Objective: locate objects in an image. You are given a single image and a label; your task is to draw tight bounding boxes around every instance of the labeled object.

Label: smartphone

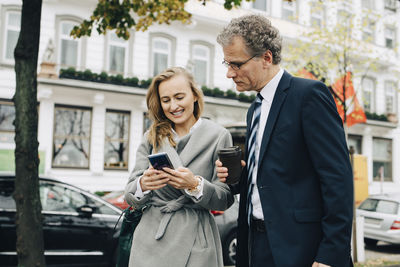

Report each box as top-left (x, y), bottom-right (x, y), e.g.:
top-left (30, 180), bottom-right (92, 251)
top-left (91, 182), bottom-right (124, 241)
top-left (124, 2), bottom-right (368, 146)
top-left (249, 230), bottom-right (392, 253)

top-left (148, 152), bottom-right (174, 170)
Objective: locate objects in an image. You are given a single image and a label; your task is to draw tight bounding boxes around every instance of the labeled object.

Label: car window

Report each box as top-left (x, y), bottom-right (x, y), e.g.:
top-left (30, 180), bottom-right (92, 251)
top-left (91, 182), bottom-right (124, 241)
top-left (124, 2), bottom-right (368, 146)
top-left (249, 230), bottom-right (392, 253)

top-left (0, 180), bottom-right (16, 210)
top-left (359, 198), bottom-right (399, 215)
top-left (39, 181), bottom-right (119, 215)
top-left (40, 182), bottom-right (88, 212)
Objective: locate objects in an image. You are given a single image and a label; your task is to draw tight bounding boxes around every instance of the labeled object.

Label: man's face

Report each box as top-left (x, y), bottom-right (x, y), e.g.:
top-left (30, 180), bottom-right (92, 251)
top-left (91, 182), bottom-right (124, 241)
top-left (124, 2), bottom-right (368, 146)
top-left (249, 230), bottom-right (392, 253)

top-left (222, 37), bottom-right (267, 92)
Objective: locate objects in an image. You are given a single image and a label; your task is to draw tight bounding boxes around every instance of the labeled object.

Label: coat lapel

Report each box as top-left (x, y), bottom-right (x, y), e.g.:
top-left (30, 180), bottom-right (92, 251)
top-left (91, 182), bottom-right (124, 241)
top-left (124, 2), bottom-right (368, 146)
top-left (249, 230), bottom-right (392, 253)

top-left (258, 71), bottom-right (291, 167)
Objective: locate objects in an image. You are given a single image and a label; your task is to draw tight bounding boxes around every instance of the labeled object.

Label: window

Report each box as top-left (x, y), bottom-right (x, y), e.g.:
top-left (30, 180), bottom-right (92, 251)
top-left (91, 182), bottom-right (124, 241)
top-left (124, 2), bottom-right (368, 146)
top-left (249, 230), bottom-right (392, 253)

top-left (384, 0), bottom-right (397, 12)
top-left (337, 10), bottom-right (352, 26)
top-left (372, 138), bottom-right (392, 182)
top-left (104, 110), bottom-right (130, 169)
top-left (39, 181), bottom-right (119, 215)
top-left (359, 198), bottom-right (398, 215)
top-left (152, 37), bottom-right (171, 76)
top-left (108, 32), bottom-right (127, 73)
top-left (59, 21), bottom-right (80, 67)
top-left (52, 105), bottom-right (92, 168)
top-left (385, 81), bottom-right (397, 114)
top-left (362, 77), bottom-right (375, 113)
top-left (385, 27), bottom-right (396, 49)
top-left (347, 135), bottom-right (362, 154)
top-left (192, 45), bottom-right (210, 86)
top-left (361, 0), bottom-right (374, 9)
top-left (311, 2), bottom-right (325, 28)
top-left (0, 101), bottom-right (15, 144)
top-left (2, 10), bottom-right (21, 63)
top-left (143, 112), bottom-right (152, 134)
top-left (282, 0), bottom-right (297, 21)
top-left (253, 0), bottom-right (267, 11)
top-left (362, 18), bottom-right (375, 43)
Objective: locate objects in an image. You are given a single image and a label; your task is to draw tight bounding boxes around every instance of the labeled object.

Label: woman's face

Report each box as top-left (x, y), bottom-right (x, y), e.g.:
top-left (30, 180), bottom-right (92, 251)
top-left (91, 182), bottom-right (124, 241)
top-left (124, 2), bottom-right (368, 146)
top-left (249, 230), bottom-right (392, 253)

top-left (158, 74), bottom-right (198, 132)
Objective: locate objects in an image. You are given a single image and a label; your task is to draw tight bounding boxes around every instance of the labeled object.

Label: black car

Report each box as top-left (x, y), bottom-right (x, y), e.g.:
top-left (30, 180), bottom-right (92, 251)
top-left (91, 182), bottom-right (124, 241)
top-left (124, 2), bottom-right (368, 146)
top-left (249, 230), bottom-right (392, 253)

top-left (213, 195), bottom-right (239, 266)
top-left (0, 175), bottom-right (122, 267)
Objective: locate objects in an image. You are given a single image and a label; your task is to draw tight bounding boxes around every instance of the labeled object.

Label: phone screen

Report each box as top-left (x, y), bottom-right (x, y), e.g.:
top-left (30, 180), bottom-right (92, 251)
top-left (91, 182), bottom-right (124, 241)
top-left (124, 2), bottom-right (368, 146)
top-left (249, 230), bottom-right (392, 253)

top-left (148, 152), bottom-right (174, 170)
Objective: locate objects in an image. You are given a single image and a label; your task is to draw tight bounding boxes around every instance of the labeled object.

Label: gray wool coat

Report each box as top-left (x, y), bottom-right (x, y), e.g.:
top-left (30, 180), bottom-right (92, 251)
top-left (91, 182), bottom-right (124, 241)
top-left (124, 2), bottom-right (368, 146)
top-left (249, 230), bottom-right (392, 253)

top-left (124, 119), bottom-right (234, 267)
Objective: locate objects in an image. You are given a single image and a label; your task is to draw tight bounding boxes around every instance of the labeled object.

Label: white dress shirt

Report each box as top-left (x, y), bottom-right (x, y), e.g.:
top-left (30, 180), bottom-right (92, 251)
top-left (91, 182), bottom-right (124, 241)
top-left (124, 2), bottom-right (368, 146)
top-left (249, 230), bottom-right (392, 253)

top-left (251, 68), bottom-right (284, 220)
top-left (135, 118), bottom-right (204, 199)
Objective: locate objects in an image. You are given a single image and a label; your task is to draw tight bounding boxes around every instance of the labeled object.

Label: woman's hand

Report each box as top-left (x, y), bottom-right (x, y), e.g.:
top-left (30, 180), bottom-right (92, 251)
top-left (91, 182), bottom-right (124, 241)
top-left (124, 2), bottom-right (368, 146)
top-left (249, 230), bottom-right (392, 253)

top-left (163, 167), bottom-right (198, 190)
top-left (140, 166), bottom-right (170, 191)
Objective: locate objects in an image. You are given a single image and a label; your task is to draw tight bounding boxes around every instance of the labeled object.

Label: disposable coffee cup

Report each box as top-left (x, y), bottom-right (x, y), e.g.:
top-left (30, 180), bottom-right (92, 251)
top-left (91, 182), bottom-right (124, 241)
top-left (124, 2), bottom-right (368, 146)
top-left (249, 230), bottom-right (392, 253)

top-left (218, 146), bottom-right (242, 185)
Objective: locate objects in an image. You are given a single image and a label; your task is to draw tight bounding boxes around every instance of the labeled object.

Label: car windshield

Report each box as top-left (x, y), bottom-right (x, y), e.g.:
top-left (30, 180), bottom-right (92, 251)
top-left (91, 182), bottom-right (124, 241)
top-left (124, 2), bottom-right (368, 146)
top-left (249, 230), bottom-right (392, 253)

top-left (359, 198), bottom-right (399, 215)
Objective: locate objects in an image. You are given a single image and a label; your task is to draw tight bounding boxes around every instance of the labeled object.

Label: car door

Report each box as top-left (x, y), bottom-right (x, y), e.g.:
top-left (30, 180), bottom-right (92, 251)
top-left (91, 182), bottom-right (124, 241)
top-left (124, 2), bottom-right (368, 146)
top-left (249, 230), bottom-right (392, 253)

top-left (40, 181), bottom-right (111, 266)
top-left (0, 179), bottom-right (18, 266)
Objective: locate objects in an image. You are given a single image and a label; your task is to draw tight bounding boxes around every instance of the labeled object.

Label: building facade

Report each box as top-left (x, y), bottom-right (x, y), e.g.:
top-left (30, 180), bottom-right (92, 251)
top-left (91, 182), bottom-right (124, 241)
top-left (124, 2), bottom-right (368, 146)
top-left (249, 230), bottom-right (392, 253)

top-left (0, 0), bottom-right (399, 194)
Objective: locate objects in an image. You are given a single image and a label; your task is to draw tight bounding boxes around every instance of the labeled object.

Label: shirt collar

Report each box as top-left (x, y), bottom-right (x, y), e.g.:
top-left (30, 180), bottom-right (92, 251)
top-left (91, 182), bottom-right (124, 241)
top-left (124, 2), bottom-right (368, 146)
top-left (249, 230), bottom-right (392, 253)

top-left (171, 118), bottom-right (203, 140)
top-left (259, 68), bottom-right (284, 104)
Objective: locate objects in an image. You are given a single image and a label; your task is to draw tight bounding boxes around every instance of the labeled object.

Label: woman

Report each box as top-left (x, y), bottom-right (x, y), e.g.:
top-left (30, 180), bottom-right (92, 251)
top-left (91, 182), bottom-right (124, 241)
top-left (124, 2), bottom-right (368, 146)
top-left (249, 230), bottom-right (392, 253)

top-left (124, 67), bottom-right (234, 267)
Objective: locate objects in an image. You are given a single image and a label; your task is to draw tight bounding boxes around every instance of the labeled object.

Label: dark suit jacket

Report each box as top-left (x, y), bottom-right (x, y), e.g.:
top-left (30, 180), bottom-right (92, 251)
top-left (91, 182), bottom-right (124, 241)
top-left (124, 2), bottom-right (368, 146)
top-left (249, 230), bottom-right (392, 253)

top-left (234, 71), bottom-right (354, 267)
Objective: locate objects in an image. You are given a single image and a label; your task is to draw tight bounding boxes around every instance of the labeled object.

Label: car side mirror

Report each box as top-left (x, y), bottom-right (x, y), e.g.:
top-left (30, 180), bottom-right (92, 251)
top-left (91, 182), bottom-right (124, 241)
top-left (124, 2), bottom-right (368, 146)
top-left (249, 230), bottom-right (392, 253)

top-left (77, 204), bottom-right (96, 217)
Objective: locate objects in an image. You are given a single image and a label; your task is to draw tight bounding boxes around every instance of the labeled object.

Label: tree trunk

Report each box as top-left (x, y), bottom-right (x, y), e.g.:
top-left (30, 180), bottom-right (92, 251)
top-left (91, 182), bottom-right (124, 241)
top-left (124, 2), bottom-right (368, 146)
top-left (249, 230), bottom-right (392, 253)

top-left (12, 0), bottom-right (45, 266)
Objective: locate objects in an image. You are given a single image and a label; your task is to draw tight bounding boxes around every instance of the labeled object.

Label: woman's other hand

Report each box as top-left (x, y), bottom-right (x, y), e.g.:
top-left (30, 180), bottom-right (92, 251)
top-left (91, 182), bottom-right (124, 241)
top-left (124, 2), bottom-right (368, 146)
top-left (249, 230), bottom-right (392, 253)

top-left (140, 166), bottom-right (170, 191)
top-left (163, 167), bottom-right (198, 190)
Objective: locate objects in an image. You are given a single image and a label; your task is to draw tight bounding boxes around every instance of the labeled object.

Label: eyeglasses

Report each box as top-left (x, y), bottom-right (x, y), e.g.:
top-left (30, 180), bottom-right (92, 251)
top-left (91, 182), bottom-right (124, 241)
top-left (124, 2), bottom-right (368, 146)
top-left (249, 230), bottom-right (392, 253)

top-left (222, 55), bottom-right (256, 70)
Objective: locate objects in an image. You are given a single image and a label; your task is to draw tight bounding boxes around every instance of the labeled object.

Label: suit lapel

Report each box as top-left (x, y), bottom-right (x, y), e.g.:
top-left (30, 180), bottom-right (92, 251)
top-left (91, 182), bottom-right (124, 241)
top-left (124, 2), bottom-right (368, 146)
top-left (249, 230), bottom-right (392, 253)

top-left (258, 71), bottom-right (291, 167)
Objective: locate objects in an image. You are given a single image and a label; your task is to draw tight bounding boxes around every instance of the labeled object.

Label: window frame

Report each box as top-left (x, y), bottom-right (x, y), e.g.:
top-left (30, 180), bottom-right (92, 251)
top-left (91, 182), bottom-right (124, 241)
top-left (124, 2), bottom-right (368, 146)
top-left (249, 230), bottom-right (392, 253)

top-left (252, 0), bottom-right (268, 12)
top-left (372, 138), bottom-right (393, 182)
top-left (0, 5), bottom-right (21, 65)
top-left (362, 77), bottom-right (375, 113)
top-left (149, 33), bottom-right (176, 77)
top-left (310, 1), bottom-right (325, 28)
top-left (362, 17), bottom-right (375, 43)
top-left (55, 15), bottom-right (87, 70)
top-left (104, 109), bottom-right (131, 170)
top-left (282, 0), bottom-right (297, 21)
top-left (361, 0), bottom-right (374, 10)
top-left (0, 99), bottom-right (15, 145)
top-left (104, 31), bottom-right (133, 75)
top-left (190, 41), bottom-right (214, 87)
top-left (384, 27), bottom-right (396, 49)
top-left (384, 81), bottom-right (397, 114)
top-left (52, 104), bottom-right (92, 169)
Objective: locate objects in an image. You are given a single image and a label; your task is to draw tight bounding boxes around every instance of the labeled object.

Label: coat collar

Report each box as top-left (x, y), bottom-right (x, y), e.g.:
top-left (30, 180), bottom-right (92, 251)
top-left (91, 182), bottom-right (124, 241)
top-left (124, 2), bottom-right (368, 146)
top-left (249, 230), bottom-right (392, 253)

top-left (257, 70), bottom-right (291, 166)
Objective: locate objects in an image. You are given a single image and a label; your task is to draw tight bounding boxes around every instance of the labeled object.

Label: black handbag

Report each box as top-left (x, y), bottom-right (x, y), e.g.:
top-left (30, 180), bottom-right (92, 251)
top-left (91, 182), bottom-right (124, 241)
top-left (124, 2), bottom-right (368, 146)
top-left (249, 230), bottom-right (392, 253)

top-left (115, 207), bottom-right (143, 267)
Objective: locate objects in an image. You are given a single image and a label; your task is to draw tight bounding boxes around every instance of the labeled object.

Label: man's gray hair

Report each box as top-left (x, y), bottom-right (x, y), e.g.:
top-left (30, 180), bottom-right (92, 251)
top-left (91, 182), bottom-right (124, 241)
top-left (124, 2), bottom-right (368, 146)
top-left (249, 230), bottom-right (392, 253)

top-left (217, 14), bottom-right (282, 64)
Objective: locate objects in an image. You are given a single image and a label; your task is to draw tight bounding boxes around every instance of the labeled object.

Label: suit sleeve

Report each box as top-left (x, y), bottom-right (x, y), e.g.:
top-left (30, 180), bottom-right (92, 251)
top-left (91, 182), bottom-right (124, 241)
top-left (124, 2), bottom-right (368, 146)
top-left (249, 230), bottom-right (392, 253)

top-left (301, 82), bottom-right (354, 266)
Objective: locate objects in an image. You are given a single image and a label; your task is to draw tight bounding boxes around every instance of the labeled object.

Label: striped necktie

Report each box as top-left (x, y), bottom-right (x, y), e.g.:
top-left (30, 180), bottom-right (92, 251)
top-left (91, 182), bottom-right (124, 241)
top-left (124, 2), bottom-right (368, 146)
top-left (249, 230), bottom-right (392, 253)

top-left (246, 93), bottom-right (263, 225)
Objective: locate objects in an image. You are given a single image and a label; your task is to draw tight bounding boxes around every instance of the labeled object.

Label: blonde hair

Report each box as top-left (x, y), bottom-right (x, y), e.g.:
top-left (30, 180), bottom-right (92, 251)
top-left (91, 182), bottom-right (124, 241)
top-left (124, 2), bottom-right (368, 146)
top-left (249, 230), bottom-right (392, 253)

top-left (146, 67), bottom-right (204, 150)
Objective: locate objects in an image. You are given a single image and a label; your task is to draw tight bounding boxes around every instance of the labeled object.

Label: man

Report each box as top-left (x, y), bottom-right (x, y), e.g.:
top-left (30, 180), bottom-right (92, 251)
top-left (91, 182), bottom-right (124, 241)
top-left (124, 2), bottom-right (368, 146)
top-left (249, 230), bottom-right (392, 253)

top-left (216, 14), bottom-right (353, 267)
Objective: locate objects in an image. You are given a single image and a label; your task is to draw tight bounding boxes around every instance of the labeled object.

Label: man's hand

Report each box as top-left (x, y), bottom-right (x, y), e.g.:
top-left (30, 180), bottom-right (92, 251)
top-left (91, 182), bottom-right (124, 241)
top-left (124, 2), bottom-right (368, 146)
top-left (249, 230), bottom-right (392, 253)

top-left (312, 262), bottom-right (330, 267)
top-left (216, 159), bottom-right (245, 183)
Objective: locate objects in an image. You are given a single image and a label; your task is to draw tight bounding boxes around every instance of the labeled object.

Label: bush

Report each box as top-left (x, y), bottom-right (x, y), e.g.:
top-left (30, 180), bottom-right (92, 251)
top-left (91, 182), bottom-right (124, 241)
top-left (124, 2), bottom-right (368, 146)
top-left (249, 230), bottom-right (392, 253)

top-left (226, 89), bottom-right (237, 99)
top-left (140, 78), bottom-right (152, 88)
top-left (201, 86), bottom-right (212, 96)
top-left (365, 111), bottom-right (388, 122)
top-left (99, 71), bottom-right (108, 82)
top-left (238, 93), bottom-right (252, 102)
top-left (82, 69), bottom-right (94, 81)
top-left (212, 87), bottom-right (224, 98)
top-left (125, 77), bottom-right (139, 87)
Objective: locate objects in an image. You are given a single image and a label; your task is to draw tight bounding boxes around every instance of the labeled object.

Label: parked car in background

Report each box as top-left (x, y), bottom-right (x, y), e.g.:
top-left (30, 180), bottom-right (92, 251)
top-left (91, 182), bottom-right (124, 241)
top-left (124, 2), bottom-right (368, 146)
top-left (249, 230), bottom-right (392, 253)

top-left (0, 175), bottom-right (122, 267)
top-left (357, 193), bottom-right (400, 247)
top-left (103, 190), bottom-right (129, 210)
top-left (213, 195), bottom-right (239, 266)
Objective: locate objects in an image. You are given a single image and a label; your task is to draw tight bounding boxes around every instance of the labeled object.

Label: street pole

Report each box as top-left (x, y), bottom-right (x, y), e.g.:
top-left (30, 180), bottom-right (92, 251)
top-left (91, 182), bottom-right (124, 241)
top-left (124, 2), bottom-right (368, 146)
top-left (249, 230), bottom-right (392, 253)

top-left (349, 146), bottom-right (357, 263)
